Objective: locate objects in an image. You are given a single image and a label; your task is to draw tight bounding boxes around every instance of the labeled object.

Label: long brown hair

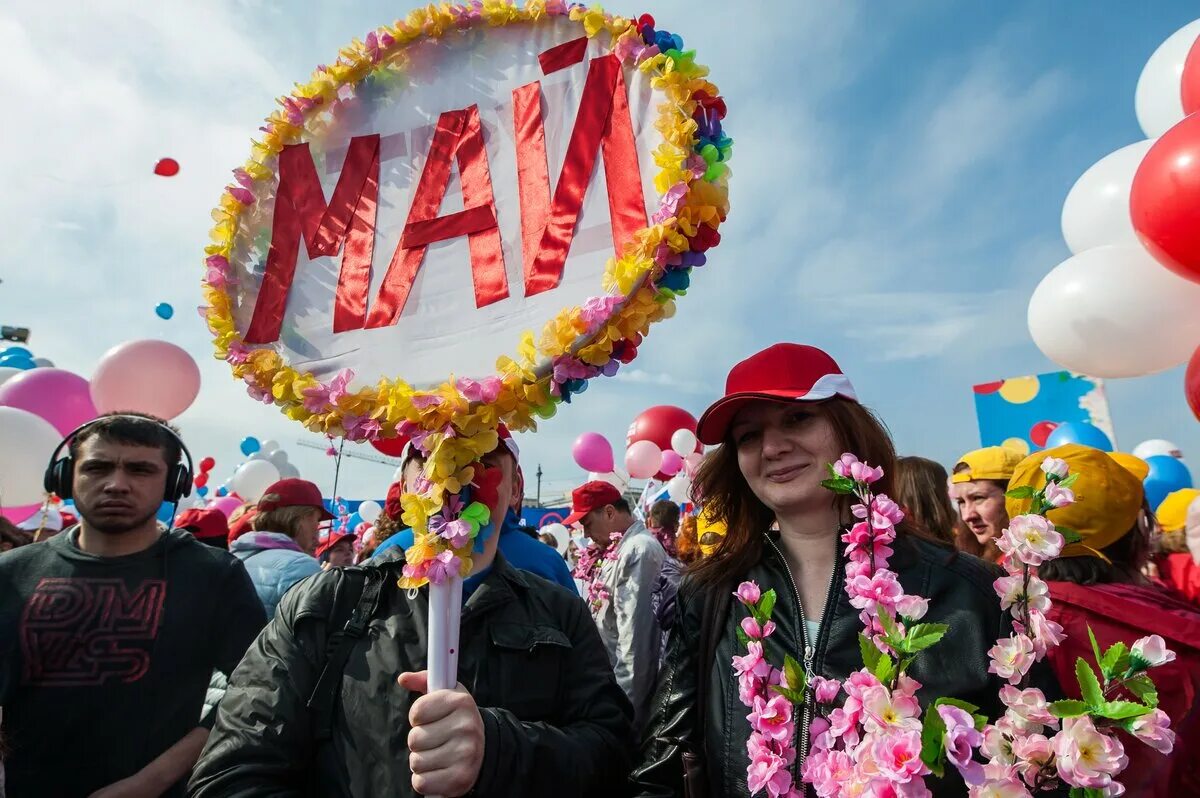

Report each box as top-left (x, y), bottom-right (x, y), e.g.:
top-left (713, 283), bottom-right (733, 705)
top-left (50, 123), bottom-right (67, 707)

top-left (689, 397), bottom-right (932, 588)
top-left (893, 456), bottom-right (957, 545)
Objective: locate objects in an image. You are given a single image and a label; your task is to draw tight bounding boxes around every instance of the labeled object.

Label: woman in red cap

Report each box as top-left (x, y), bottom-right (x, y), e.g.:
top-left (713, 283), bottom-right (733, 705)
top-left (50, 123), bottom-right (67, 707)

top-left (631, 344), bottom-right (1033, 797)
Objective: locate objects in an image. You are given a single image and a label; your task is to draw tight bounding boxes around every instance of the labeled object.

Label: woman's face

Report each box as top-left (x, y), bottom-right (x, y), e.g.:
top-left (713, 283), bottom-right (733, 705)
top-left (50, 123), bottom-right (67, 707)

top-left (294, 509), bottom-right (322, 555)
top-left (730, 401), bottom-right (843, 517)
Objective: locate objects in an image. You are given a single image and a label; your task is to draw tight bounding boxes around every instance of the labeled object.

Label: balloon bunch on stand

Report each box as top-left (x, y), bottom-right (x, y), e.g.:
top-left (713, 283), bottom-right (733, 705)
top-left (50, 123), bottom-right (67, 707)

top-left (1035, 19), bottom-right (1200, 417)
top-left (625, 406), bottom-right (702, 511)
top-left (0, 339), bottom-right (200, 525)
top-left (194, 456), bottom-right (216, 500)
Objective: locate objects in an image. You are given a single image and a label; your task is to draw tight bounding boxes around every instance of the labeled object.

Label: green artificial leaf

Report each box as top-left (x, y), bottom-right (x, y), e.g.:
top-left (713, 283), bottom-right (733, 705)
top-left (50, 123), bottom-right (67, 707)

top-left (874, 653), bottom-right (895, 684)
top-left (1094, 700), bottom-right (1152, 721)
top-left (1076, 658), bottom-right (1104, 708)
top-left (877, 608), bottom-right (901, 645)
top-left (859, 634), bottom-right (883, 672)
top-left (819, 477), bottom-right (856, 495)
top-left (1124, 674), bottom-right (1159, 708)
top-left (784, 654), bottom-right (806, 695)
top-left (1059, 472), bottom-right (1081, 489)
top-left (1057, 526), bottom-right (1084, 545)
top-left (903, 623), bottom-right (949, 654)
top-left (1068, 788), bottom-right (1107, 798)
top-left (973, 713), bottom-right (988, 732)
top-left (1088, 626), bottom-right (1103, 672)
top-left (769, 684), bottom-right (805, 704)
top-left (919, 700), bottom-right (947, 778)
top-left (934, 697), bottom-right (981, 715)
top-left (1006, 485), bottom-right (1038, 499)
top-left (825, 463), bottom-right (839, 480)
top-left (1048, 699), bottom-right (1090, 718)
top-left (1100, 642), bottom-right (1129, 682)
top-left (735, 626), bottom-right (750, 648)
top-left (757, 589), bottom-right (777, 624)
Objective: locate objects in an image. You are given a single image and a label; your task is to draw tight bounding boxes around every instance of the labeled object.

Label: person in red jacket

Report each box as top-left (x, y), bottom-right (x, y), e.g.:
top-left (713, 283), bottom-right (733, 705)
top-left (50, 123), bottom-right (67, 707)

top-left (1007, 444), bottom-right (1200, 797)
top-left (1154, 488), bottom-right (1200, 604)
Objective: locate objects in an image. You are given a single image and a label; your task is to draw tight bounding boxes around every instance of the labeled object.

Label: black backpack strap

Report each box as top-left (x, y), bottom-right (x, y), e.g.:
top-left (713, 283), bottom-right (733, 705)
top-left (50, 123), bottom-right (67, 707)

top-left (307, 566), bottom-right (388, 740)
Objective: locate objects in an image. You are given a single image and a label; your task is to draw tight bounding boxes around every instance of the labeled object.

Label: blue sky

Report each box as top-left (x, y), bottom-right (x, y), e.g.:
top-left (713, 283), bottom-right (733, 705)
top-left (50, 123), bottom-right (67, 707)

top-left (4, 1), bottom-right (1199, 503)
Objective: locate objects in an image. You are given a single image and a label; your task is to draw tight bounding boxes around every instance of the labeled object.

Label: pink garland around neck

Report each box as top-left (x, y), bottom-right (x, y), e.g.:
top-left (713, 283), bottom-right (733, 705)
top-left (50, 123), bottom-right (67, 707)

top-left (732, 452), bottom-right (1177, 798)
top-left (572, 530), bottom-right (624, 613)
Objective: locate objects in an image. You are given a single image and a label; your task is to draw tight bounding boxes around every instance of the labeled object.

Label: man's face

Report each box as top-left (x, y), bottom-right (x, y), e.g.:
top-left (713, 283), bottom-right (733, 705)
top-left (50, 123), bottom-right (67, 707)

top-left (954, 480), bottom-right (1009, 545)
top-left (326, 538), bottom-right (355, 567)
top-left (72, 437), bottom-right (169, 535)
top-left (579, 505), bottom-right (619, 544)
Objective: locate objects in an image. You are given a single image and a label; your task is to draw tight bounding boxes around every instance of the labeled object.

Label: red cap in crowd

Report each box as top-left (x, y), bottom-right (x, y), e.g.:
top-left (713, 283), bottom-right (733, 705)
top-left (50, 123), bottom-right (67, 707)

top-left (175, 508), bottom-right (229, 542)
top-left (564, 481), bottom-right (623, 526)
top-left (315, 531), bottom-right (355, 559)
top-left (227, 507), bottom-right (258, 544)
top-left (257, 478), bottom-right (335, 521)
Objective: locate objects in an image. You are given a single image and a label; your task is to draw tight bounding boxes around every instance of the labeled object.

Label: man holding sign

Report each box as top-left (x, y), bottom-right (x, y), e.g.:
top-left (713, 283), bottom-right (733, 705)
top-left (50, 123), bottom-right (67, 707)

top-left (188, 442), bottom-right (634, 797)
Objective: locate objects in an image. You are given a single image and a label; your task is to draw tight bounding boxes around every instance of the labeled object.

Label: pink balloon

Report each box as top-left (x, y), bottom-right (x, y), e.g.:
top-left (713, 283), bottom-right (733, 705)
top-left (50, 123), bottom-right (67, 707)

top-left (572, 432), bottom-right (614, 473)
top-left (90, 340), bottom-right (201, 419)
top-left (625, 440), bottom-right (663, 480)
top-left (660, 450), bottom-right (683, 477)
top-left (1, 503), bottom-right (40, 524)
top-left (684, 452), bottom-right (704, 476)
top-left (0, 368), bottom-right (97, 436)
top-left (210, 495), bottom-right (245, 518)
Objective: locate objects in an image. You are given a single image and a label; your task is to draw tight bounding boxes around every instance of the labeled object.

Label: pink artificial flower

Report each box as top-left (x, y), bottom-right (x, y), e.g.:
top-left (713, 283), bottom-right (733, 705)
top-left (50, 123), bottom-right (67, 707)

top-left (871, 729), bottom-right (929, 783)
top-left (342, 413), bottom-right (381, 441)
top-left (842, 521), bottom-right (896, 561)
top-left (844, 669), bottom-right (883, 699)
top-left (425, 549), bottom-right (462, 584)
top-left (1130, 635), bottom-right (1177, 669)
top-left (811, 675), bottom-right (841, 704)
top-left (967, 778), bottom-right (1031, 798)
top-left (651, 182), bottom-right (689, 224)
top-left (1127, 708), bottom-right (1175, 754)
top-left (736, 581), bottom-right (762, 605)
top-left (850, 460), bottom-right (885, 485)
top-left (1052, 716), bottom-right (1129, 791)
top-left (871, 495), bottom-right (907, 526)
top-left (988, 635), bottom-right (1036, 684)
top-left (998, 515), bottom-right (1064, 567)
top-left (828, 705), bottom-right (862, 748)
top-left (1025, 609), bottom-right (1066, 659)
top-left (847, 570), bottom-right (904, 613)
top-left (411, 393), bottom-right (444, 410)
top-left (225, 340), bottom-right (251, 365)
top-left (732, 641), bottom-right (773, 681)
top-left (1010, 732), bottom-right (1054, 787)
top-left (993, 574), bottom-right (1051, 613)
top-left (1040, 457), bottom-right (1069, 481)
top-left (861, 685), bottom-right (921, 733)
top-left (428, 515), bottom-right (473, 549)
top-left (579, 295), bottom-right (622, 332)
top-left (832, 453), bottom-right (861, 478)
top-left (301, 369), bottom-right (355, 414)
top-left (747, 747), bottom-right (793, 797)
top-left (741, 616), bottom-right (778, 640)
top-left (895, 594), bottom-right (929, 620)
top-left (999, 686), bottom-right (1056, 731)
top-left (738, 673), bottom-right (764, 706)
top-left (1043, 481), bottom-right (1075, 509)
top-left (937, 704), bottom-right (985, 785)
top-left (456, 376), bottom-right (501, 404)
top-left (749, 693), bottom-right (796, 743)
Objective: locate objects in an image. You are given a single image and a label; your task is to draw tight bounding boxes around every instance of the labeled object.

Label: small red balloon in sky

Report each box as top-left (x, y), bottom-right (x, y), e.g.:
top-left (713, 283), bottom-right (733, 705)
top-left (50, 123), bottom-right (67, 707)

top-left (1029, 421), bottom-right (1059, 448)
top-left (153, 158), bottom-right (180, 177)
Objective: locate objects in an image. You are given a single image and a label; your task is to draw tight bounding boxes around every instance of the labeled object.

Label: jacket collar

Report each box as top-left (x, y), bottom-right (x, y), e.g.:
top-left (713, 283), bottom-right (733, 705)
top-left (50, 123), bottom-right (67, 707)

top-left (462, 552), bottom-right (529, 619)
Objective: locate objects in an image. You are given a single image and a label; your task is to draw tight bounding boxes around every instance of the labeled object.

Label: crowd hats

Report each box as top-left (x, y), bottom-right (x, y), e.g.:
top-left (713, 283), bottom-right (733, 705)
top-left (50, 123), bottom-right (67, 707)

top-left (696, 343), bottom-right (858, 446)
top-left (175, 507), bottom-right (229, 543)
top-left (1006, 444), bottom-right (1144, 560)
top-left (1157, 488), bottom-right (1200, 533)
top-left (564, 481), bottom-right (623, 526)
top-left (315, 531), bottom-right (355, 560)
top-left (257, 478), bottom-right (335, 521)
top-left (1109, 452), bottom-right (1151, 482)
top-left (950, 447), bottom-right (1025, 485)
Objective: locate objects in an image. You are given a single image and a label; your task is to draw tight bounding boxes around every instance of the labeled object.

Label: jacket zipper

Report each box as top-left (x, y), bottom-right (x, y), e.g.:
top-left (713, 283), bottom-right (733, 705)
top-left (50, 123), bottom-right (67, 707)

top-left (765, 535), bottom-right (839, 786)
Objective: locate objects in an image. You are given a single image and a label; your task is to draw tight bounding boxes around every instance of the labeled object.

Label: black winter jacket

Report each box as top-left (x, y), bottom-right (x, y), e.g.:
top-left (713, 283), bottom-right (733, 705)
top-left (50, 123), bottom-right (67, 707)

top-left (631, 531), bottom-right (1045, 797)
top-left (188, 551), bottom-right (634, 797)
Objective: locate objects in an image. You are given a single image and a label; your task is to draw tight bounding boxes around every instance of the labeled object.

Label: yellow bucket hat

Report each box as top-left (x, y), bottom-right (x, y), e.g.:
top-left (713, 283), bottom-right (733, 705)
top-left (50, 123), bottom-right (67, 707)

top-left (950, 446), bottom-right (1025, 484)
top-left (1006, 444), bottom-right (1144, 560)
top-left (1157, 488), bottom-right (1200, 533)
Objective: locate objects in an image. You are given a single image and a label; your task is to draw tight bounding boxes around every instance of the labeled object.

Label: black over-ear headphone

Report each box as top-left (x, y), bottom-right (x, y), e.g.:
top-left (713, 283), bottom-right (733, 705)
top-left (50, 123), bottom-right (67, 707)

top-left (43, 415), bottom-right (194, 503)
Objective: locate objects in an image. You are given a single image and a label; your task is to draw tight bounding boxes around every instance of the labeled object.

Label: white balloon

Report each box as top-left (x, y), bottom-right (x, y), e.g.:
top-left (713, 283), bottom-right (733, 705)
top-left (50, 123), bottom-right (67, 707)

top-left (1028, 245), bottom-right (1200, 378)
top-left (1061, 140), bottom-right (1154, 254)
top-left (670, 428), bottom-right (698, 457)
top-left (0, 407), bottom-right (62, 505)
top-left (1135, 19), bottom-right (1200, 138)
top-left (268, 449), bottom-right (290, 468)
top-left (260, 439), bottom-right (280, 454)
top-left (1133, 439), bottom-right (1185, 461)
top-left (31, 357), bottom-right (54, 368)
top-left (231, 459), bottom-right (281, 503)
top-left (665, 475), bottom-right (692, 503)
top-left (540, 522), bottom-right (570, 553)
top-left (587, 471), bottom-right (628, 491)
top-left (357, 499), bottom-right (383, 523)
top-left (0, 367), bottom-right (22, 387)
top-left (279, 463), bottom-right (301, 479)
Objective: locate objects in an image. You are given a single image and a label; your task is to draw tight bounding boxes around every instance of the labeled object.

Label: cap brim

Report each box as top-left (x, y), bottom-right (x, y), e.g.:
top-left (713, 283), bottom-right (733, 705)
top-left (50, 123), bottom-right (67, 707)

top-left (319, 507), bottom-right (336, 521)
top-left (563, 509), bottom-right (587, 527)
top-left (696, 390), bottom-right (833, 446)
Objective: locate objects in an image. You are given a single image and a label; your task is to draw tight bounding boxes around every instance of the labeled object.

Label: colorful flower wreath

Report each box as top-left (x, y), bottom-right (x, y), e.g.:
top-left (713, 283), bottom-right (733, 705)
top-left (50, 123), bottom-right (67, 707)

top-left (200, 1), bottom-right (730, 584)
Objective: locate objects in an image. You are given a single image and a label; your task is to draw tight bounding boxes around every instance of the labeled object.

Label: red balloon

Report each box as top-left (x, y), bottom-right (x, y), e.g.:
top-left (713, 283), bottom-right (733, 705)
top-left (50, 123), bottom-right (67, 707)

top-left (627, 406), bottom-right (699, 481)
top-left (1130, 112), bottom-right (1200, 284)
top-left (194, 473), bottom-right (209, 488)
top-left (1183, 35), bottom-right (1200, 116)
top-left (199, 456), bottom-right (216, 472)
top-left (1186, 345), bottom-right (1200, 422)
top-left (973, 381), bottom-right (1003, 395)
top-left (1029, 421), bottom-right (1059, 448)
top-left (153, 157), bottom-right (180, 177)
top-left (371, 435), bottom-right (411, 458)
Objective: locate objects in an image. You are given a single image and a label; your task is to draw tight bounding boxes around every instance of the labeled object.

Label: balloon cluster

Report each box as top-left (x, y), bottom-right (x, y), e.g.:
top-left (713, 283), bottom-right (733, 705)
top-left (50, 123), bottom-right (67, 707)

top-left (0, 339), bottom-right (201, 517)
top-left (1034, 19), bottom-right (1200, 419)
top-left (194, 456), bottom-right (216, 498)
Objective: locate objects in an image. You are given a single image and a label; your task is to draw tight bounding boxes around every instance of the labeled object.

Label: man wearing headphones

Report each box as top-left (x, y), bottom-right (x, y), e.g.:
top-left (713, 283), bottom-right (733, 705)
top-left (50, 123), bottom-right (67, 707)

top-left (0, 413), bottom-right (266, 796)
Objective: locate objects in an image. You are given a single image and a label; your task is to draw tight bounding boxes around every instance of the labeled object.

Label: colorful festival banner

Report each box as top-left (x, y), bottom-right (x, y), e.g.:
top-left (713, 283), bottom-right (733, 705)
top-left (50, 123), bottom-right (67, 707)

top-left (973, 370), bottom-right (1115, 455)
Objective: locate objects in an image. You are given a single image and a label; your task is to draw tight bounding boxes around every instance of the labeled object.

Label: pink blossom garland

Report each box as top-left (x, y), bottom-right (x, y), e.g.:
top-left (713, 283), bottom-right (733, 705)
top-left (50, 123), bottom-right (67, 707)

top-left (572, 530), bottom-right (624, 613)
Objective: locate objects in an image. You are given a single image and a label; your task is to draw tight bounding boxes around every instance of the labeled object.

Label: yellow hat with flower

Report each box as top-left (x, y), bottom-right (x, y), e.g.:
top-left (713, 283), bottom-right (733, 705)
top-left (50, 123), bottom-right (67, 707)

top-left (1006, 444), bottom-right (1144, 560)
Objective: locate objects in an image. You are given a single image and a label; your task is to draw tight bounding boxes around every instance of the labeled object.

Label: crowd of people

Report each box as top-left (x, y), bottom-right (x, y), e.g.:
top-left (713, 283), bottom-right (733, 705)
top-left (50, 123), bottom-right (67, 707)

top-left (0, 342), bottom-right (1198, 796)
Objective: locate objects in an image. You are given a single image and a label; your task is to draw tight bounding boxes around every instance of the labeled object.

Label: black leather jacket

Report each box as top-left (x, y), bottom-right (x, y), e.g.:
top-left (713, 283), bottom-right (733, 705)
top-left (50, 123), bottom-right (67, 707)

top-left (631, 531), bottom-right (1037, 797)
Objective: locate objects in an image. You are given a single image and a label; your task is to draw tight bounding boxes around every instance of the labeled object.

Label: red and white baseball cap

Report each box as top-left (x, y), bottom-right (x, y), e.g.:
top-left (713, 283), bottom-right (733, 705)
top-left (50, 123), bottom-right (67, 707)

top-left (563, 481), bottom-right (623, 526)
top-left (696, 344), bottom-right (858, 445)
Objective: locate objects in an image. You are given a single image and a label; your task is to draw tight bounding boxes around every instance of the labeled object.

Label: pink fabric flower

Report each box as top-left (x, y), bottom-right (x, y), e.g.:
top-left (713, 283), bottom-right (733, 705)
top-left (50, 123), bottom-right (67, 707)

top-left (301, 369), bottom-right (355, 413)
top-left (456, 376), bottom-right (501, 404)
top-left (736, 581), bottom-right (762, 605)
top-left (749, 693), bottom-right (796, 742)
top-left (895, 594), bottom-right (929, 620)
top-left (871, 729), bottom-right (928, 783)
top-left (1052, 716), bottom-right (1129, 791)
top-left (847, 570), bottom-right (904, 613)
top-left (988, 635), bottom-right (1036, 684)
top-left (1043, 481), bottom-right (1075, 508)
top-left (1010, 732), bottom-right (1054, 787)
top-left (341, 413), bottom-right (381, 442)
top-left (998, 515), bottom-right (1064, 567)
top-left (1127, 708), bottom-right (1175, 754)
top-left (651, 182), bottom-right (689, 224)
top-left (1025, 609), bottom-right (1066, 659)
top-left (937, 704), bottom-right (985, 785)
top-left (747, 748), bottom-right (793, 797)
top-left (741, 616), bottom-right (777, 640)
top-left (832, 453), bottom-right (861, 478)
top-left (999, 686), bottom-right (1056, 731)
top-left (579, 295), bottom-right (622, 332)
top-left (1130, 634), bottom-right (1176, 669)
top-left (993, 574), bottom-right (1051, 613)
top-left (811, 675), bottom-right (841, 704)
top-left (861, 685), bottom-right (921, 733)
top-left (1040, 457), bottom-right (1069, 481)
top-left (732, 641), bottom-right (773, 680)
top-left (425, 549), bottom-right (462, 584)
top-left (967, 778), bottom-right (1031, 798)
